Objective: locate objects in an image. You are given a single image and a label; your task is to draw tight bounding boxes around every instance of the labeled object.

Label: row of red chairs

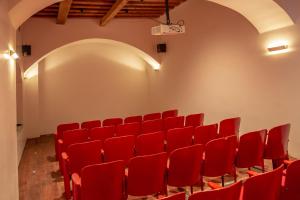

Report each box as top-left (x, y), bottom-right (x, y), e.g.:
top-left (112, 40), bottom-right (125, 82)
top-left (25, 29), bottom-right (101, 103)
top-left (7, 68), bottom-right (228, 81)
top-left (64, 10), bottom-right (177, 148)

top-left (60, 123), bottom-right (290, 199)
top-left (162, 160), bottom-right (300, 200)
top-left (55, 114), bottom-right (240, 160)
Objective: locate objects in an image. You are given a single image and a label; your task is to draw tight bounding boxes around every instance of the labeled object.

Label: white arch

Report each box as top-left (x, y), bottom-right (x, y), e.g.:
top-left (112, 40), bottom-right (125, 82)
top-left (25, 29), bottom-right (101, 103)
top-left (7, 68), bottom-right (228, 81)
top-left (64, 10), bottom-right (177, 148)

top-left (23, 38), bottom-right (161, 79)
top-left (207, 0), bottom-right (294, 33)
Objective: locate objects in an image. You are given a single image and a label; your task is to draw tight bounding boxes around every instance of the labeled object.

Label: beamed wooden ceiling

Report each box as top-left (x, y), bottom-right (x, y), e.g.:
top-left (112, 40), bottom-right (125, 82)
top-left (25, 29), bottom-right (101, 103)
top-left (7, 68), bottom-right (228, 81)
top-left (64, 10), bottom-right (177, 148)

top-left (34, 0), bottom-right (186, 26)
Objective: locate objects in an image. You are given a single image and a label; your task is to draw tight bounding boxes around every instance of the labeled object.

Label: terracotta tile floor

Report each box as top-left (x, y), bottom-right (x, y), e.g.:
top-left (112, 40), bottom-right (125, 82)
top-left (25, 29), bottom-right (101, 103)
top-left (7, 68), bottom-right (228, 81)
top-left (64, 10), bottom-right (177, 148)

top-left (18, 135), bottom-right (274, 200)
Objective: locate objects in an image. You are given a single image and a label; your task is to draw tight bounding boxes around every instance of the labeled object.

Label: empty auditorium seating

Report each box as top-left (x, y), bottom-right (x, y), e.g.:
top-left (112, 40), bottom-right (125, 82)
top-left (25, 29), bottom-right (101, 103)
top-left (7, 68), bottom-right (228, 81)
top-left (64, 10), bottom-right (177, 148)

top-left (62, 140), bottom-right (102, 199)
top-left (72, 160), bottom-right (125, 200)
top-left (103, 135), bottom-right (135, 165)
top-left (90, 126), bottom-right (115, 141)
top-left (135, 131), bottom-right (165, 156)
top-left (55, 122), bottom-right (80, 160)
top-left (166, 126), bottom-right (193, 153)
top-left (189, 181), bottom-right (242, 200)
top-left (162, 109), bottom-right (178, 119)
top-left (102, 117), bottom-right (123, 127)
top-left (141, 119), bottom-right (163, 134)
top-left (116, 122), bottom-right (141, 137)
top-left (194, 123), bottom-right (218, 145)
top-left (126, 152), bottom-right (168, 197)
top-left (219, 117), bottom-right (241, 138)
top-left (124, 115), bottom-right (143, 123)
top-left (264, 124), bottom-right (291, 168)
top-left (143, 112), bottom-right (162, 121)
top-left (236, 130), bottom-right (267, 171)
top-left (185, 113), bottom-right (204, 127)
top-left (163, 116), bottom-right (185, 131)
top-left (281, 160), bottom-right (300, 200)
top-left (167, 145), bottom-right (204, 194)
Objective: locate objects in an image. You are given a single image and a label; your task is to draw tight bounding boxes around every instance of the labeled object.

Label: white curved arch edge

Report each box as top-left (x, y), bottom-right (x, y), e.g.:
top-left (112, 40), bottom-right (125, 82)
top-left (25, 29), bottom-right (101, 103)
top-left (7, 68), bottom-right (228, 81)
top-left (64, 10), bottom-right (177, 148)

top-left (207, 0), bottom-right (294, 33)
top-left (23, 39), bottom-right (161, 79)
top-left (9, 0), bottom-right (62, 29)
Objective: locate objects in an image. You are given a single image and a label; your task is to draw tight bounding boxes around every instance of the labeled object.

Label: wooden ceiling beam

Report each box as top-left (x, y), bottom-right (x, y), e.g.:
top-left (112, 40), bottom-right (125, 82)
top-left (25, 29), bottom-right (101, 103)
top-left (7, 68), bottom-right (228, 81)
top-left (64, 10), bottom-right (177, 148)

top-left (100, 0), bottom-right (129, 26)
top-left (57, 0), bottom-right (73, 24)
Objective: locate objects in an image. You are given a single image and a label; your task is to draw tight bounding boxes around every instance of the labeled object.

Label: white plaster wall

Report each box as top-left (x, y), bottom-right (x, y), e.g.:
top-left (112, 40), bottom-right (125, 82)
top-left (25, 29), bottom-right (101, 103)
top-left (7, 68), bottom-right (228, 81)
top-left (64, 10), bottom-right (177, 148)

top-left (0, 0), bottom-right (19, 198)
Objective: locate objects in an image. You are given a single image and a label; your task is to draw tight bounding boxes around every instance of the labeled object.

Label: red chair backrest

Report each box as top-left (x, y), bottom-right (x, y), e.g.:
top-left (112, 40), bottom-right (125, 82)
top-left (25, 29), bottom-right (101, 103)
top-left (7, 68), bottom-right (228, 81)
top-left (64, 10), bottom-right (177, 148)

top-left (102, 118), bottom-right (123, 127)
top-left (80, 160), bottom-right (125, 200)
top-left (135, 131), bottom-right (165, 156)
top-left (62, 129), bottom-right (89, 152)
top-left (189, 181), bottom-right (242, 200)
top-left (160, 192), bottom-right (185, 200)
top-left (81, 120), bottom-right (101, 131)
top-left (143, 112), bottom-right (161, 121)
top-left (103, 135), bottom-right (135, 165)
top-left (124, 115), bottom-right (142, 123)
top-left (225, 135), bottom-right (238, 174)
top-left (219, 117), bottom-right (241, 138)
top-left (90, 126), bottom-right (115, 141)
top-left (164, 116), bottom-right (185, 131)
top-left (185, 113), bottom-right (204, 127)
top-left (116, 122), bottom-right (141, 137)
top-left (194, 123), bottom-right (218, 145)
top-left (162, 109), bottom-right (178, 119)
top-left (141, 119), bottom-right (163, 134)
top-left (57, 122), bottom-right (80, 139)
top-left (242, 165), bottom-right (284, 200)
top-left (127, 152), bottom-right (168, 196)
top-left (264, 124), bottom-right (290, 159)
top-left (203, 138), bottom-right (228, 177)
top-left (166, 126), bottom-right (193, 153)
top-left (168, 145), bottom-right (204, 187)
top-left (236, 130), bottom-right (267, 168)
top-left (283, 160), bottom-right (300, 199)
top-left (68, 140), bottom-right (102, 175)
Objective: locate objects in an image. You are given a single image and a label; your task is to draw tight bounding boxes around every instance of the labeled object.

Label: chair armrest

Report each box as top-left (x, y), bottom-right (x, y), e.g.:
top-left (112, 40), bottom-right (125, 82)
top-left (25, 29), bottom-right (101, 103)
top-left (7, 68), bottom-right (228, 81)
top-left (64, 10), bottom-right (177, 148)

top-left (58, 139), bottom-right (63, 145)
top-left (247, 170), bottom-right (260, 177)
top-left (61, 152), bottom-right (69, 160)
top-left (72, 173), bottom-right (81, 200)
top-left (208, 182), bottom-right (222, 190)
top-left (72, 173), bottom-right (81, 186)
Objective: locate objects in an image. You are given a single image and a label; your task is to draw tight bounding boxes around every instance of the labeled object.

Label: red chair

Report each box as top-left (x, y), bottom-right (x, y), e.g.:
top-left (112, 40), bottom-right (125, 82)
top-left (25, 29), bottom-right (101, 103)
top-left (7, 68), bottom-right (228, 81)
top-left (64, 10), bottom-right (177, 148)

top-left (188, 181), bottom-right (242, 200)
top-left (58, 129), bottom-right (89, 174)
top-left (135, 131), bottom-right (165, 156)
top-left (164, 116), bottom-right (185, 132)
top-left (124, 115), bottom-right (142, 123)
top-left (194, 123), bottom-right (218, 145)
top-left (166, 127), bottom-right (193, 154)
top-left (264, 124), bottom-right (291, 169)
top-left (202, 138), bottom-right (229, 188)
top-left (81, 120), bottom-right (101, 131)
top-left (102, 117), bottom-right (123, 127)
top-left (162, 109), bottom-right (178, 119)
top-left (116, 122), bottom-right (141, 137)
top-left (243, 165), bottom-right (284, 200)
top-left (72, 160), bottom-right (125, 200)
top-left (90, 126), bottom-right (115, 141)
top-left (103, 135), bottom-right (135, 165)
top-left (144, 112), bottom-right (162, 121)
top-left (126, 152), bottom-right (168, 197)
top-left (219, 117), bottom-right (241, 138)
top-left (185, 113), bottom-right (204, 127)
top-left (55, 122), bottom-right (79, 160)
top-left (236, 130), bottom-right (267, 171)
top-left (62, 140), bottom-right (102, 199)
top-left (281, 160), bottom-right (300, 200)
top-left (141, 119), bottom-right (163, 134)
top-left (159, 192), bottom-right (185, 200)
top-left (167, 145), bottom-right (204, 194)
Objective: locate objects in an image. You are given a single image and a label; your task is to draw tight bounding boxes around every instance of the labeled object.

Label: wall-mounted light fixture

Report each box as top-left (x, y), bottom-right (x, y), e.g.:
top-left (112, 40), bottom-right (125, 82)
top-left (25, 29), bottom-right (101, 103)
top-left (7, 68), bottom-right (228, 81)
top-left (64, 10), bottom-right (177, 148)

top-left (2, 50), bottom-right (19, 60)
top-left (267, 40), bottom-right (289, 55)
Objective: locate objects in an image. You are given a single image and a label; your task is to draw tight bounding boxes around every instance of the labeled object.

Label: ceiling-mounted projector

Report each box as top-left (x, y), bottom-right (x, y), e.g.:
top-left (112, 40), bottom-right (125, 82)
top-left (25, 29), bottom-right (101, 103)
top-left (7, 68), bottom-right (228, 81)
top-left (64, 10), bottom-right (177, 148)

top-left (151, 24), bottom-right (185, 35)
top-left (151, 0), bottom-right (185, 36)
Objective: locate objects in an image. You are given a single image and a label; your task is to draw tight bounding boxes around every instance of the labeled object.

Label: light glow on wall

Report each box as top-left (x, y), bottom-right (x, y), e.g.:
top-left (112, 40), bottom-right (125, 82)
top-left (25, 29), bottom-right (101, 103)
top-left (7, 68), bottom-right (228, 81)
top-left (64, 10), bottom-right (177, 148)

top-left (267, 40), bottom-right (290, 55)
